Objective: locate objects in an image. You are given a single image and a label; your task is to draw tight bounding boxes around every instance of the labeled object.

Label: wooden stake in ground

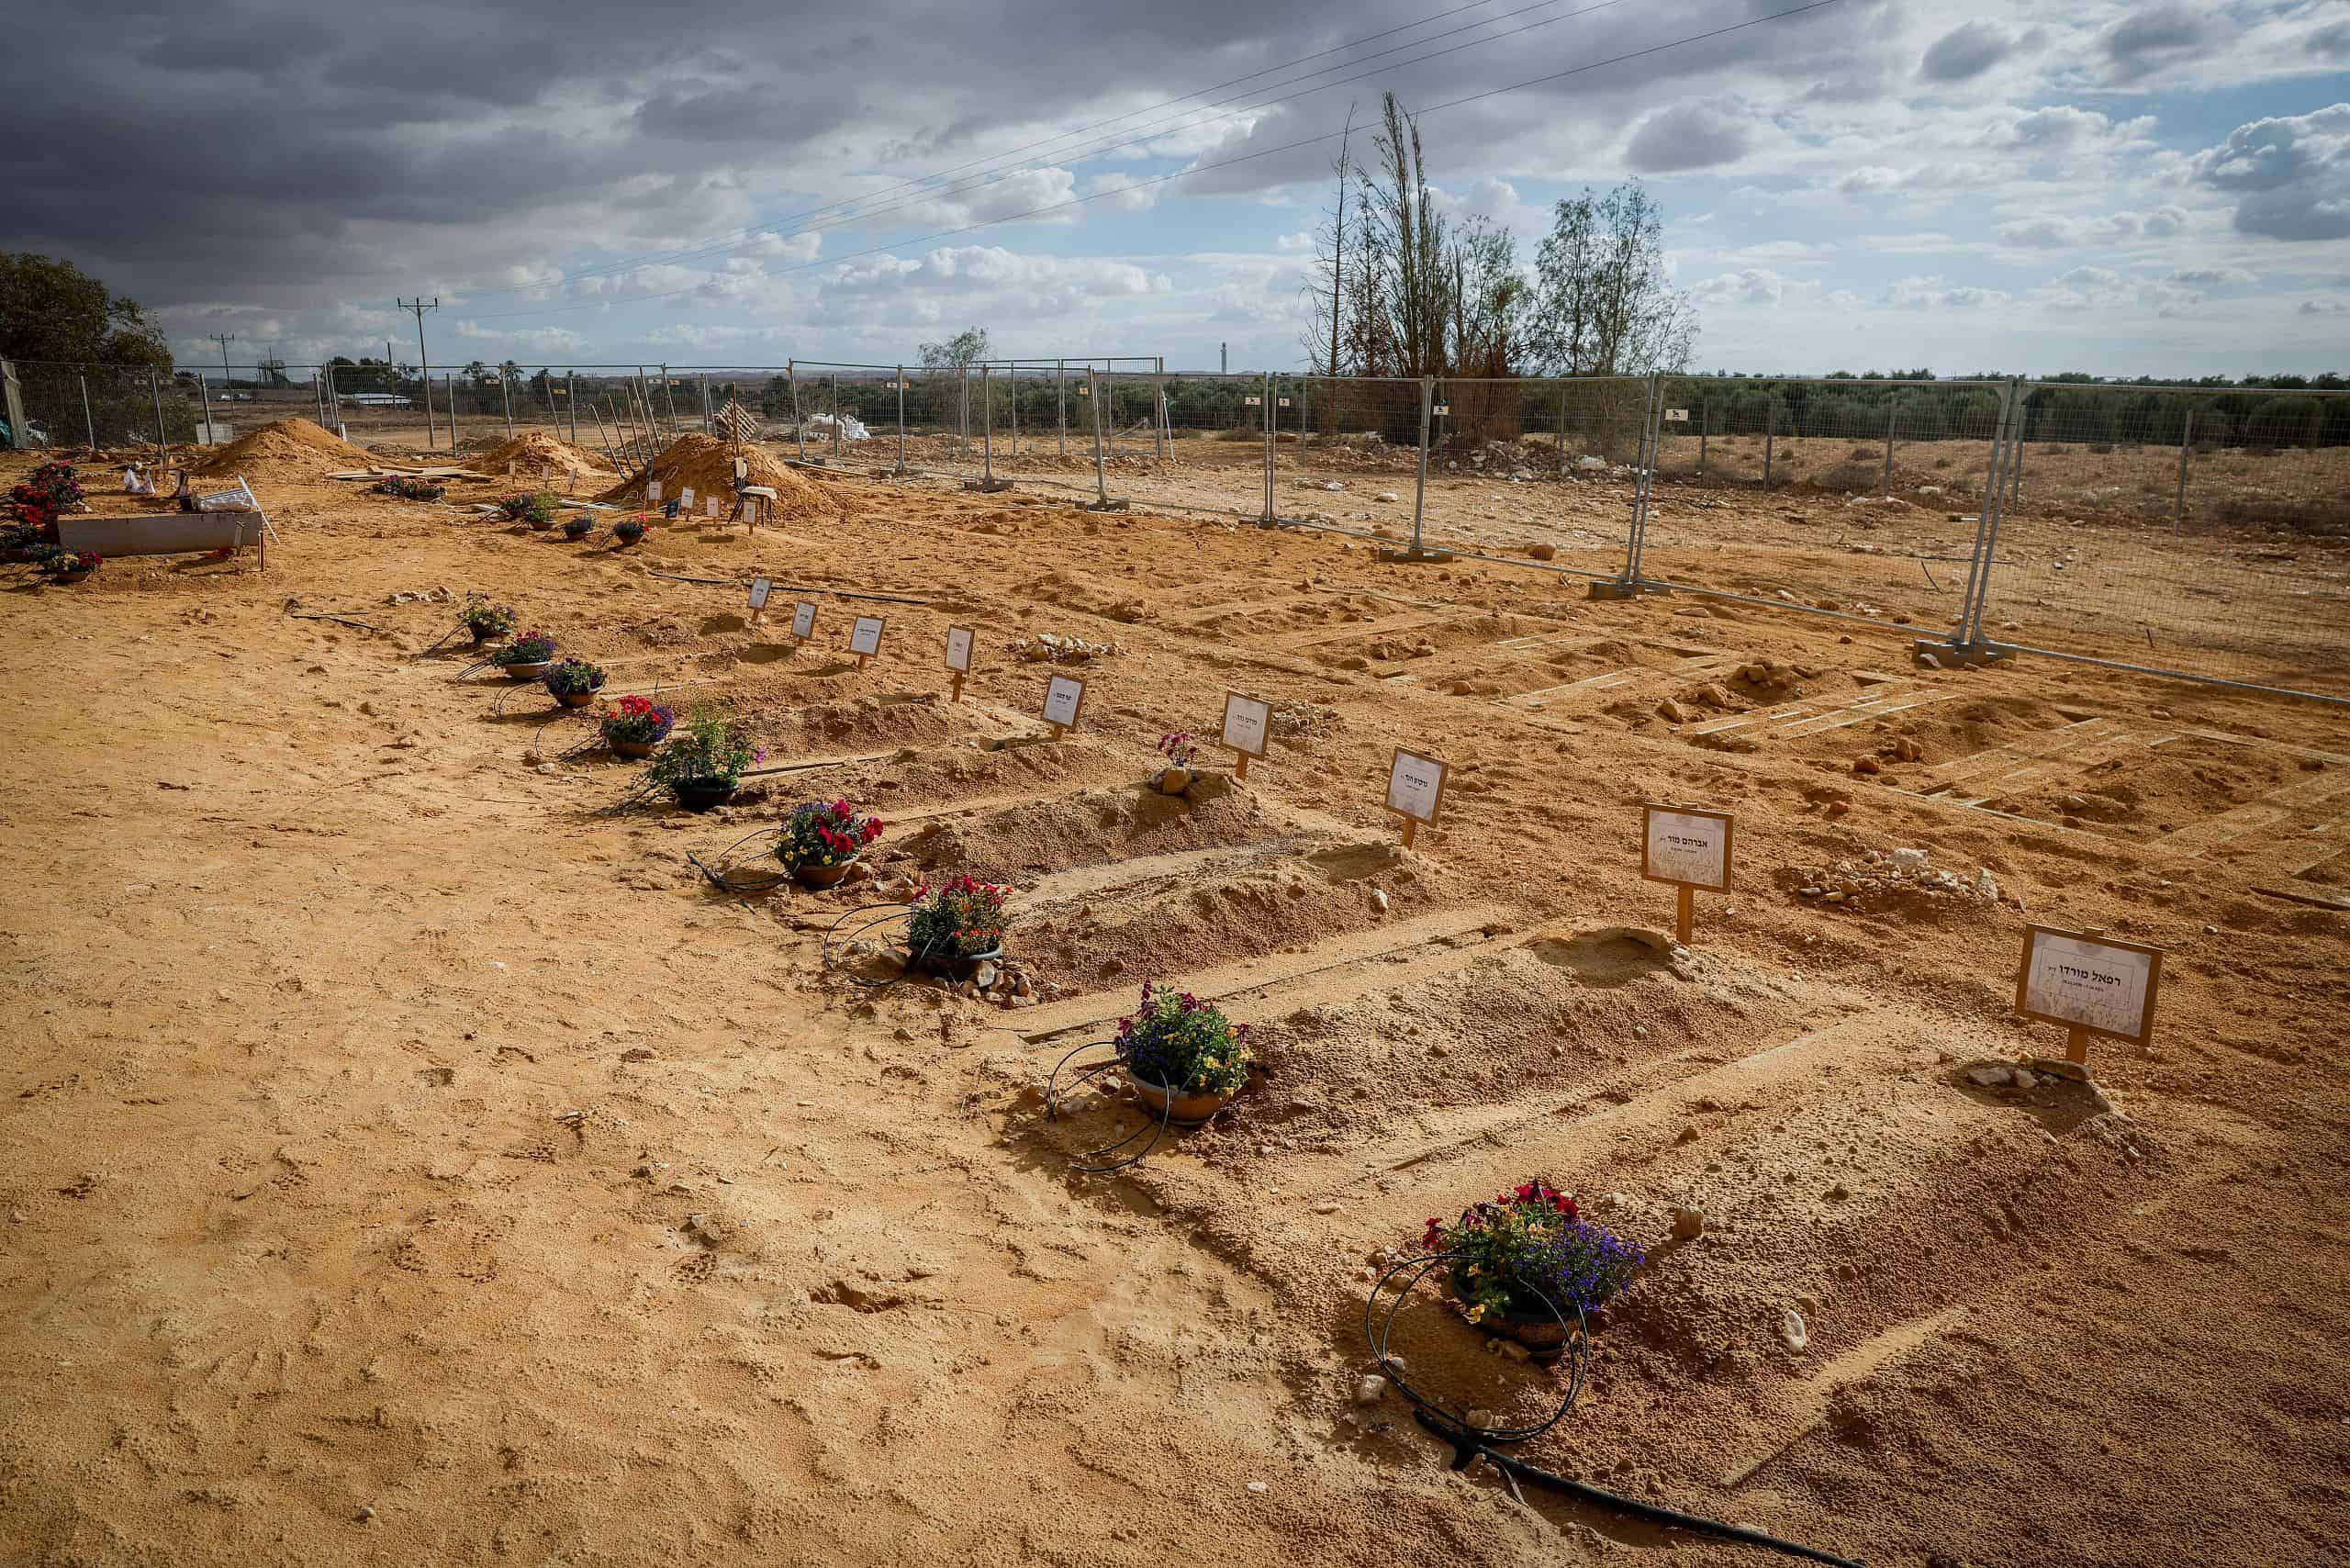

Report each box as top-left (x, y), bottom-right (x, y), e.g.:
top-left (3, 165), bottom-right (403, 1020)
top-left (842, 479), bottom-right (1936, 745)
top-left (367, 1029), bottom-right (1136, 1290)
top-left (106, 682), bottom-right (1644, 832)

top-left (1221, 690), bottom-right (1271, 780)
top-left (1383, 748), bottom-right (1448, 849)
top-left (944, 624), bottom-right (975, 702)
top-left (848, 614), bottom-right (886, 669)
top-left (2013, 924), bottom-right (2165, 1072)
top-left (1042, 673), bottom-right (1087, 739)
top-left (1640, 802), bottom-right (1736, 945)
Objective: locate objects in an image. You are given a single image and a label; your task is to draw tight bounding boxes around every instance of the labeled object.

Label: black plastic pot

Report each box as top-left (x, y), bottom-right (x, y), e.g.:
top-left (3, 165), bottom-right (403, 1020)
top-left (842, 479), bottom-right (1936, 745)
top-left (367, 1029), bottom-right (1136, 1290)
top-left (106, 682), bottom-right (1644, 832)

top-left (669, 777), bottom-right (738, 813)
top-left (912, 942), bottom-right (1004, 982)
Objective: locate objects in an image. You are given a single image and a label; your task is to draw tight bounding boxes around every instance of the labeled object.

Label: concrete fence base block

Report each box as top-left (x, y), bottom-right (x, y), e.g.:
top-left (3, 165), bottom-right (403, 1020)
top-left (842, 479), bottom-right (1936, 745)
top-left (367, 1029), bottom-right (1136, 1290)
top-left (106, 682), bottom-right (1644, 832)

top-left (963, 477), bottom-right (1017, 493)
top-left (1913, 639), bottom-right (2010, 668)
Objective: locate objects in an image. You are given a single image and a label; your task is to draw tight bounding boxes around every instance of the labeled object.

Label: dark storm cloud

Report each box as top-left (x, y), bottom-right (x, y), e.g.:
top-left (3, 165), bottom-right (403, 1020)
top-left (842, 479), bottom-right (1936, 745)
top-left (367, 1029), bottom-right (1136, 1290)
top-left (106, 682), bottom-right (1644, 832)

top-left (6, 0), bottom-right (1876, 350)
top-left (1919, 21), bottom-right (2012, 83)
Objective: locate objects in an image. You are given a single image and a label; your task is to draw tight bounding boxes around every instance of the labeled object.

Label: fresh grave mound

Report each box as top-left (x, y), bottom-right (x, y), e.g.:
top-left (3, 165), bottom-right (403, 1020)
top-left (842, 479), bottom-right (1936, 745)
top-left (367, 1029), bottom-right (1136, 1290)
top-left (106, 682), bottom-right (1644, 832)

top-left (191, 417), bottom-right (374, 479)
top-left (473, 430), bottom-right (611, 478)
top-left (890, 781), bottom-right (1288, 888)
top-left (598, 434), bottom-right (845, 523)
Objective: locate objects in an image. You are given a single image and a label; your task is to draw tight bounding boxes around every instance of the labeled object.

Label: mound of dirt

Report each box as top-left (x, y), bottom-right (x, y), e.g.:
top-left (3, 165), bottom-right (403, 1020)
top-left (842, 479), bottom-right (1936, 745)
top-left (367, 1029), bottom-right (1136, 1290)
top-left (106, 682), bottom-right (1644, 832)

top-left (474, 431), bottom-right (611, 478)
top-left (191, 418), bottom-right (374, 480)
top-left (599, 435), bottom-right (845, 524)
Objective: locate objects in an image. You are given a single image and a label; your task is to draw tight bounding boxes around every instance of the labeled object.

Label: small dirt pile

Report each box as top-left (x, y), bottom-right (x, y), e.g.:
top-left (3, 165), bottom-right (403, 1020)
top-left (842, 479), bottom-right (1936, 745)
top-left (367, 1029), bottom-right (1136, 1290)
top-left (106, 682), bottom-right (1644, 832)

top-left (599, 435), bottom-right (845, 524)
top-left (192, 418), bottom-right (374, 480)
top-left (474, 431), bottom-right (612, 478)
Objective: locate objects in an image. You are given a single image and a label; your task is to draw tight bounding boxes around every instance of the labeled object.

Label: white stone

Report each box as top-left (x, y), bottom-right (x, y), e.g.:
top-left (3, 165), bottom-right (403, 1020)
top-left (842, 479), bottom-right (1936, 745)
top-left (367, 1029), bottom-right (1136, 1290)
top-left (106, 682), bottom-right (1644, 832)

top-left (1780, 1309), bottom-right (1808, 1352)
top-left (1889, 847), bottom-right (1928, 873)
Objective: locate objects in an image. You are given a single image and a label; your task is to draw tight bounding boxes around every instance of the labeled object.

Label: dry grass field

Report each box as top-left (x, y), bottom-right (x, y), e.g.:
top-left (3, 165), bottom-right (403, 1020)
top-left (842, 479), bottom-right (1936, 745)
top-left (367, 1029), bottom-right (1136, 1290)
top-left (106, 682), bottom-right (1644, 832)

top-left (4, 422), bottom-right (2347, 1566)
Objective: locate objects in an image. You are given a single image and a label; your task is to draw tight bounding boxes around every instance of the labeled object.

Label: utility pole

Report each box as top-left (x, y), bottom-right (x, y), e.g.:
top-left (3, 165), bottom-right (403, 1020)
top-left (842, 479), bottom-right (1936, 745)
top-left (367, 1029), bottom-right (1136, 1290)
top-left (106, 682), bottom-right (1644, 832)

top-left (397, 297), bottom-right (440, 450)
top-left (209, 333), bottom-right (237, 395)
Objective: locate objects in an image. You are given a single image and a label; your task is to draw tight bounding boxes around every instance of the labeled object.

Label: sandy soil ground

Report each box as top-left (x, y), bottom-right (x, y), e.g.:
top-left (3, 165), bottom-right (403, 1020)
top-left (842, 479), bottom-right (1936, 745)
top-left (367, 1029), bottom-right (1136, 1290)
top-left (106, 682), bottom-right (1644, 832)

top-left (4, 429), bottom-right (2348, 1567)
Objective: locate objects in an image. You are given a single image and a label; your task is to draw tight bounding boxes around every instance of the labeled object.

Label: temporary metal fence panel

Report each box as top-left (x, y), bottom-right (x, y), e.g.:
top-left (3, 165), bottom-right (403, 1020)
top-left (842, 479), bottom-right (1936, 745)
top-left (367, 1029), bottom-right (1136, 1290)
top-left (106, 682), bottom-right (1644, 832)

top-left (1974, 382), bottom-right (2350, 702)
top-left (1635, 375), bottom-right (2009, 634)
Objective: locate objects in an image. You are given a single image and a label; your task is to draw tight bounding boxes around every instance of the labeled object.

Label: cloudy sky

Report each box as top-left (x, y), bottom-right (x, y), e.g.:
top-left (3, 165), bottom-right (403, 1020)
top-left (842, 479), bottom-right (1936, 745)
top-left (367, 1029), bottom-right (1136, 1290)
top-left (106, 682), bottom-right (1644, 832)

top-left (14, 0), bottom-right (2350, 377)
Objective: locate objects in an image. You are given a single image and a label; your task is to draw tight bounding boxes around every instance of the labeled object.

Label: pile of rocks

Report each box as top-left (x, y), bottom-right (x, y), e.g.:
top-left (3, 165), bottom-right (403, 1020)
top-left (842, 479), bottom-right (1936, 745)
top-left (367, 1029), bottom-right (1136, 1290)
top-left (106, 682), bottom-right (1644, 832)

top-left (1795, 846), bottom-right (2007, 911)
top-left (1151, 767), bottom-right (1233, 803)
top-left (1012, 632), bottom-right (1117, 664)
top-left (967, 955), bottom-right (1040, 1009)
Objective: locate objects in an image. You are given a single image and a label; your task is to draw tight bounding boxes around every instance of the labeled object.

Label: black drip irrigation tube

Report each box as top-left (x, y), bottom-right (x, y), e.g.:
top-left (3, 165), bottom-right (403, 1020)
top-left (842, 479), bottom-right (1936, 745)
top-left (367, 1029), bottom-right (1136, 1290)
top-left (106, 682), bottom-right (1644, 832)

top-left (1044, 1040), bottom-right (1178, 1173)
top-left (688, 823), bottom-right (791, 893)
top-left (1366, 1253), bottom-right (1863, 1568)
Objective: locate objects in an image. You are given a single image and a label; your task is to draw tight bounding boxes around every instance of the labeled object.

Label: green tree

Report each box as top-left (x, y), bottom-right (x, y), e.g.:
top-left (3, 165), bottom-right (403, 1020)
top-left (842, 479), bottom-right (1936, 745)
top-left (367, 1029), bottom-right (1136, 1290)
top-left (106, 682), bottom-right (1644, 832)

top-left (0, 252), bottom-right (171, 367)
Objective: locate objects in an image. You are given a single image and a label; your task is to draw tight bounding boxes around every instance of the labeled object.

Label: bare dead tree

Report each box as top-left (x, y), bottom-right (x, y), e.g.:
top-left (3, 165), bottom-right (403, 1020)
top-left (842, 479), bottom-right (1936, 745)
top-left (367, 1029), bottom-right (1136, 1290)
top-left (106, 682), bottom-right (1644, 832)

top-left (1299, 106), bottom-right (1357, 442)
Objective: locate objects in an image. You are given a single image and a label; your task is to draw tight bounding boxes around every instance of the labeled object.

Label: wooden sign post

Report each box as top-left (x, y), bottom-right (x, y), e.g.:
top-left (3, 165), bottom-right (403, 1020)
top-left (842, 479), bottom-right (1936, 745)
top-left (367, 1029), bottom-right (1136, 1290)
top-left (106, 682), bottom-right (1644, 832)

top-left (1221, 691), bottom-right (1270, 780)
top-left (945, 624), bottom-right (975, 701)
top-left (646, 479), bottom-right (662, 505)
top-left (679, 485), bottom-right (697, 515)
top-left (1042, 674), bottom-right (1087, 739)
top-left (747, 575), bottom-right (772, 630)
top-left (2013, 924), bottom-right (2164, 1073)
top-left (704, 494), bottom-right (721, 521)
top-left (849, 614), bottom-right (886, 669)
top-left (1641, 803), bottom-right (1735, 945)
top-left (790, 600), bottom-right (817, 646)
top-left (1383, 748), bottom-right (1449, 849)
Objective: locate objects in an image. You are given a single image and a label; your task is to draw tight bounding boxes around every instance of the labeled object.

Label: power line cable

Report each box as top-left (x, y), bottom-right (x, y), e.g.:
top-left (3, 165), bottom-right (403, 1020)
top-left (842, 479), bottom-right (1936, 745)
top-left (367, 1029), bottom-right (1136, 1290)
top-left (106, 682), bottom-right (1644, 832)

top-left (464, 0), bottom-right (1844, 325)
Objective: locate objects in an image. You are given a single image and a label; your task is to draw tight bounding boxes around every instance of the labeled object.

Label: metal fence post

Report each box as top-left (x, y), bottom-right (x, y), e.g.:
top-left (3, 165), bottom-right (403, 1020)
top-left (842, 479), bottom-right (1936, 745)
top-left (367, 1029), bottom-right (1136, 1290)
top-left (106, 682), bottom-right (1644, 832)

top-left (567, 372), bottom-right (577, 442)
top-left (1627, 373), bottom-right (1662, 585)
top-left (80, 375), bottom-right (96, 449)
top-left (502, 376), bottom-right (514, 437)
top-left (1057, 359), bottom-right (1067, 456)
top-left (981, 364), bottom-right (994, 483)
top-left (1762, 398), bottom-right (1775, 487)
top-left (1088, 368), bottom-right (1109, 506)
top-left (2174, 408), bottom-right (2193, 525)
top-left (832, 374), bottom-right (844, 460)
top-left (1010, 365), bottom-right (1021, 456)
top-left (197, 375), bottom-right (214, 447)
top-left (1556, 382), bottom-right (1569, 477)
top-left (1411, 375), bottom-right (1432, 555)
top-left (2008, 401), bottom-right (2025, 509)
top-left (1261, 369), bottom-right (1276, 524)
top-left (700, 374), bottom-right (711, 435)
top-left (1699, 396), bottom-right (1709, 475)
top-left (789, 362), bottom-right (805, 460)
top-left (895, 364), bottom-right (909, 476)
top-left (149, 368), bottom-right (166, 450)
top-left (1882, 399), bottom-right (1897, 494)
top-left (1953, 379), bottom-right (2020, 649)
top-left (1155, 356), bottom-right (1170, 464)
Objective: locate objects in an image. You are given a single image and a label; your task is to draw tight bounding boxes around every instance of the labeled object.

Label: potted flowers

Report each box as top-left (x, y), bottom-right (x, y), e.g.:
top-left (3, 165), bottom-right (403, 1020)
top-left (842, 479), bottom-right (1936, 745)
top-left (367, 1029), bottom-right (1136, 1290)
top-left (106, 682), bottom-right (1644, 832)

top-left (562, 515), bottom-right (594, 540)
top-left (613, 516), bottom-right (646, 548)
top-left (1154, 732), bottom-right (1197, 794)
top-left (38, 547), bottom-right (103, 584)
top-left (600, 695), bottom-right (675, 758)
top-left (499, 491), bottom-right (561, 529)
top-left (1419, 1179), bottom-right (1644, 1357)
top-left (373, 476), bottom-right (446, 501)
top-left (643, 706), bottom-right (761, 812)
top-left (459, 596), bottom-right (516, 644)
top-left (777, 799), bottom-right (883, 889)
top-left (491, 630), bottom-right (557, 680)
top-left (1114, 981), bottom-right (1251, 1123)
top-left (9, 462), bottom-right (80, 554)
top-left (904, 875), bottom-right (1007, 980)
top-left (543, 656), bottom-right (606, 708)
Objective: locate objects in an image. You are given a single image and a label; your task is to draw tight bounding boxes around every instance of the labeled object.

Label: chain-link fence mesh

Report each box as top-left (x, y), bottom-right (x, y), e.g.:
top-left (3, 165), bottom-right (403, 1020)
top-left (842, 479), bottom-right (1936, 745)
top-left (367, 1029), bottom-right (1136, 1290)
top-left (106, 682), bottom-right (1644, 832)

top-left (1631, 375), bottom-right (2006, 633)
top-left (8, 351), bottom-right (2345, 707)
top-left (1978, 384), bottom-right (2350, 700)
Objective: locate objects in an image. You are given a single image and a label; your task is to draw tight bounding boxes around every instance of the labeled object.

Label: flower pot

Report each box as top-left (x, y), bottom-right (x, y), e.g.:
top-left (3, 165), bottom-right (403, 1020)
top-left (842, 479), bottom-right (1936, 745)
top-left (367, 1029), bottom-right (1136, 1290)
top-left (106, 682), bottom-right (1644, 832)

top-left (610, 737), bottom-right (658, 759)
top-left (1449, 1268), bottom-right (1572, 1358)
top-left (789, 856), bottom-right (857, 890)
top-left (1124, 1066), bottom-right (1236, 1126)
top-left (527, 518), bottom-right (554, 532)
top-left (912, 942), bottom-right (1002, 982)
top-left (501, 661), bottom-right (551, 680)
top-left (554, 690), bottom-right (597, 708)
top-left (51, 569), bottom-right (94, 586)
top-left (469, 628), bottom-right (500, 645)
top-left (669, 777), bottom-right (738, 813)
top-left (563, 522), bottom-right (592, 540)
